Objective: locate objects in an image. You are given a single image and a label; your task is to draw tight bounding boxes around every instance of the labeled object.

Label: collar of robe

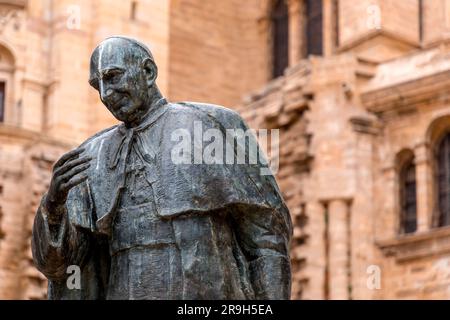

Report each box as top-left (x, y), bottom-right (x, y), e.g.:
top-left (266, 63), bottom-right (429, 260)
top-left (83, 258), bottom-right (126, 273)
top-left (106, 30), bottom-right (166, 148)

top-left (108, 98), bottom-right (168, 170)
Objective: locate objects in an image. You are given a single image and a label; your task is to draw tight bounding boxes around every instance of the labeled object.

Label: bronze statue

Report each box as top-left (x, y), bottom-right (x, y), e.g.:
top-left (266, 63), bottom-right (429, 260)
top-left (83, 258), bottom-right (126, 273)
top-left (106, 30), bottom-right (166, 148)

top-left (32, 36), bottom-right (292, 300)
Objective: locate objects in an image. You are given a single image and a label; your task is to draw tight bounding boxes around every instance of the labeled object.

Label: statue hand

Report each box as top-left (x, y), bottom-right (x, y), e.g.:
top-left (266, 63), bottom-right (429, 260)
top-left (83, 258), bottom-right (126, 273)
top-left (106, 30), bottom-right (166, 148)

top-left (45, 147), bottom-right (92, 223)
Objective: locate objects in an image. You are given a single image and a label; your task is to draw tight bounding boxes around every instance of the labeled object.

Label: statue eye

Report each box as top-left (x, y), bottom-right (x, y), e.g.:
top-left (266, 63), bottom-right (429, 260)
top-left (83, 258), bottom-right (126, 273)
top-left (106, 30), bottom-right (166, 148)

top-left (103, 69), bottom-right (123, 83)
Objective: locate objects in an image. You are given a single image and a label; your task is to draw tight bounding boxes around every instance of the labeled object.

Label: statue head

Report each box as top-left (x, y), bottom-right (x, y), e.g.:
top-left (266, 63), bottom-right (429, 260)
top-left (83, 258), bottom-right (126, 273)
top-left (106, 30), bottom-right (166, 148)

top-left (89, 36), bottom-right (161, 126)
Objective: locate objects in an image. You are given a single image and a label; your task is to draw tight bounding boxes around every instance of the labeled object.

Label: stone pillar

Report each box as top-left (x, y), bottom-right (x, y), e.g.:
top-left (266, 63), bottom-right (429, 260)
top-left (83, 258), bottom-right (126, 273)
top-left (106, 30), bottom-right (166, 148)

top-left (288, 0), bottom-right (303, 65)
top-left (328, 199), bottom-right (349, 300)
top-left (415, 143), bottom-right (433, 232)
top-left (0, 171), bottom-right (26, 299)
top-left (323, 0), bottom-right (337, 56)
top-left (303, 201), bottom-right (327, 299)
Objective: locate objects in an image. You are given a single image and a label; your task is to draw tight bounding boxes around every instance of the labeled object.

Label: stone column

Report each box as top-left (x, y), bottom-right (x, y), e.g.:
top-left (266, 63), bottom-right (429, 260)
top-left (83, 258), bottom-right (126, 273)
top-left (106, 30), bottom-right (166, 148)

top-left (303, 201), bottom-right (327, 299)
top-left (323, 0), bottom-right (337, 56)
top-left (415, 143), bottom-right (433, 232)
top-left (0, 170), bottom-right (26, 299)
top-left (328, 199), bottom-right (349, 300)
top-left (288, 0), bottom-right (303, 65)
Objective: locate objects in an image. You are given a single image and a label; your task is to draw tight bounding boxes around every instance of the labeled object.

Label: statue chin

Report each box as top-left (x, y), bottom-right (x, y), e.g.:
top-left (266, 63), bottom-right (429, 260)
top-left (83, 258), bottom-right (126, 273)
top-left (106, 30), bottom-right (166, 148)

top-left (108, 107), bottom-right (131, 123)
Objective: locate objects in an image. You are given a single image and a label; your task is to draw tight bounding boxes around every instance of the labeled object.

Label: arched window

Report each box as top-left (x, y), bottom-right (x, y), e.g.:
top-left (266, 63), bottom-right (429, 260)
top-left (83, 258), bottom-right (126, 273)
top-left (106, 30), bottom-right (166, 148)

top-left (436, 133), bottom-right (450, 227)
top-left (272, 0), bottom-right (289, 79)
top-left (399, 155), bottom-right (417, 234)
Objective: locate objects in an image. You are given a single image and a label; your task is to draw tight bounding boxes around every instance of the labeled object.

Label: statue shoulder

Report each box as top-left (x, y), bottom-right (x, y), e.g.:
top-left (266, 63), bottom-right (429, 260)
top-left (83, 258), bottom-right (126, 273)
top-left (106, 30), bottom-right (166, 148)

top-left (169, 101), bottom-right (247, 127)
top-left (78, 125), bottom-right (118, 152)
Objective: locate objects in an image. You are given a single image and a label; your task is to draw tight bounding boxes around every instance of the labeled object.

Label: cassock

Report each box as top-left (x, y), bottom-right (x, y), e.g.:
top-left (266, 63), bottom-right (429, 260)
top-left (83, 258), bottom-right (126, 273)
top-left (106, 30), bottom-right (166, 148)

top-left (32, 99), bottom-right (292, 300)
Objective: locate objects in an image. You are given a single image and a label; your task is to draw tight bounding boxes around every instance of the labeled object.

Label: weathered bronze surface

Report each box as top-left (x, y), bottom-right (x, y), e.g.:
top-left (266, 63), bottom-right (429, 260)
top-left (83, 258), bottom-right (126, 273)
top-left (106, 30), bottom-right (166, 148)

top-left (31, 36), bottom-right (292, 300)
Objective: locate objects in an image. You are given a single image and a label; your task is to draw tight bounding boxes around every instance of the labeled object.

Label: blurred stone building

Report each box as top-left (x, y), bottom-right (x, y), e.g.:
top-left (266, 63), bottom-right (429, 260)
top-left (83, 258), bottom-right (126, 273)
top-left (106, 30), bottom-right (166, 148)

top-left (1, 0), bottom-right (450, 299)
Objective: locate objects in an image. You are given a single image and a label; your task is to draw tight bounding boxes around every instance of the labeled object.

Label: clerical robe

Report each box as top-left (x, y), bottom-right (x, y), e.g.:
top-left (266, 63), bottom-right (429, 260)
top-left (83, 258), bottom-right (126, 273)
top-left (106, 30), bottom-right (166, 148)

top-left (32, 99), bottom-right (292, 300)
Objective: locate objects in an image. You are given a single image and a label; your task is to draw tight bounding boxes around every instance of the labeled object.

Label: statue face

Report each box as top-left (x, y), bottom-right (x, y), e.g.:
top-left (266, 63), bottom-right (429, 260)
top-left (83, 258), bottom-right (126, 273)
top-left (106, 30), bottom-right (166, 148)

top-left (89, 38), bottom-right (156, 124)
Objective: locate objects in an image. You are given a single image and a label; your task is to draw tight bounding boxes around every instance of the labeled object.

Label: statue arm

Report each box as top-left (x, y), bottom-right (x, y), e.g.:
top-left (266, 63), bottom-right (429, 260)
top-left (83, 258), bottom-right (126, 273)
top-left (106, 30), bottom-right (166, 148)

top-left (231, 206), bottom-right (292, 300)
top-left (31, 193), bottom-right (91, 282)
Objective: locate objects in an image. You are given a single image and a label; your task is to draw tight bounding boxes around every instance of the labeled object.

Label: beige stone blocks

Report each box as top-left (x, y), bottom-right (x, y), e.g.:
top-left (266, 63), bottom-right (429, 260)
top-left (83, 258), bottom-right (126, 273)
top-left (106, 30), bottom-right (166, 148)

top-left (3, 0), bottom-right (450, 300)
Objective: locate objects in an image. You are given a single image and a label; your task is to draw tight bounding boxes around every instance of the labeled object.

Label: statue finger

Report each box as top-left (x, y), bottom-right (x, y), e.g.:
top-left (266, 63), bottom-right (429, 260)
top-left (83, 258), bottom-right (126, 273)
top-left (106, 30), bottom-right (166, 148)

top-left (59, 163), bottom-right (90, 183)
top-left (48, 179), bottom-right (59, 197)
top-left (53, 148), bottom-right (85, 171)
top-left (47, 176), bottom-right (64, 203)
top-left (61, 174), bottom-right (88, 192)
top-left (54, 156), bottom-right (92, 177)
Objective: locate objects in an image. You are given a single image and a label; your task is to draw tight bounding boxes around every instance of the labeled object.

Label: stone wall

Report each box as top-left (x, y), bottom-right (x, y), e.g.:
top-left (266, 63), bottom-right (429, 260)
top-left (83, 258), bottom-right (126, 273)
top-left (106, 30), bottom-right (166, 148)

top-left (168, 0), bottom-right (272, 107)
top-left (238, 38), bottom-right (450, 300)
top-left (0, 126), bottom-right (69, 299)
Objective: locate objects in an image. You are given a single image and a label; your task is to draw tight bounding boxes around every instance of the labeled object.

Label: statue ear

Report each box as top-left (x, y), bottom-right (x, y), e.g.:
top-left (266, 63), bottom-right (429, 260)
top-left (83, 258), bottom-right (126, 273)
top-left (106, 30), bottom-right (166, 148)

top-left (142, 58), bottom-right (158, 87)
